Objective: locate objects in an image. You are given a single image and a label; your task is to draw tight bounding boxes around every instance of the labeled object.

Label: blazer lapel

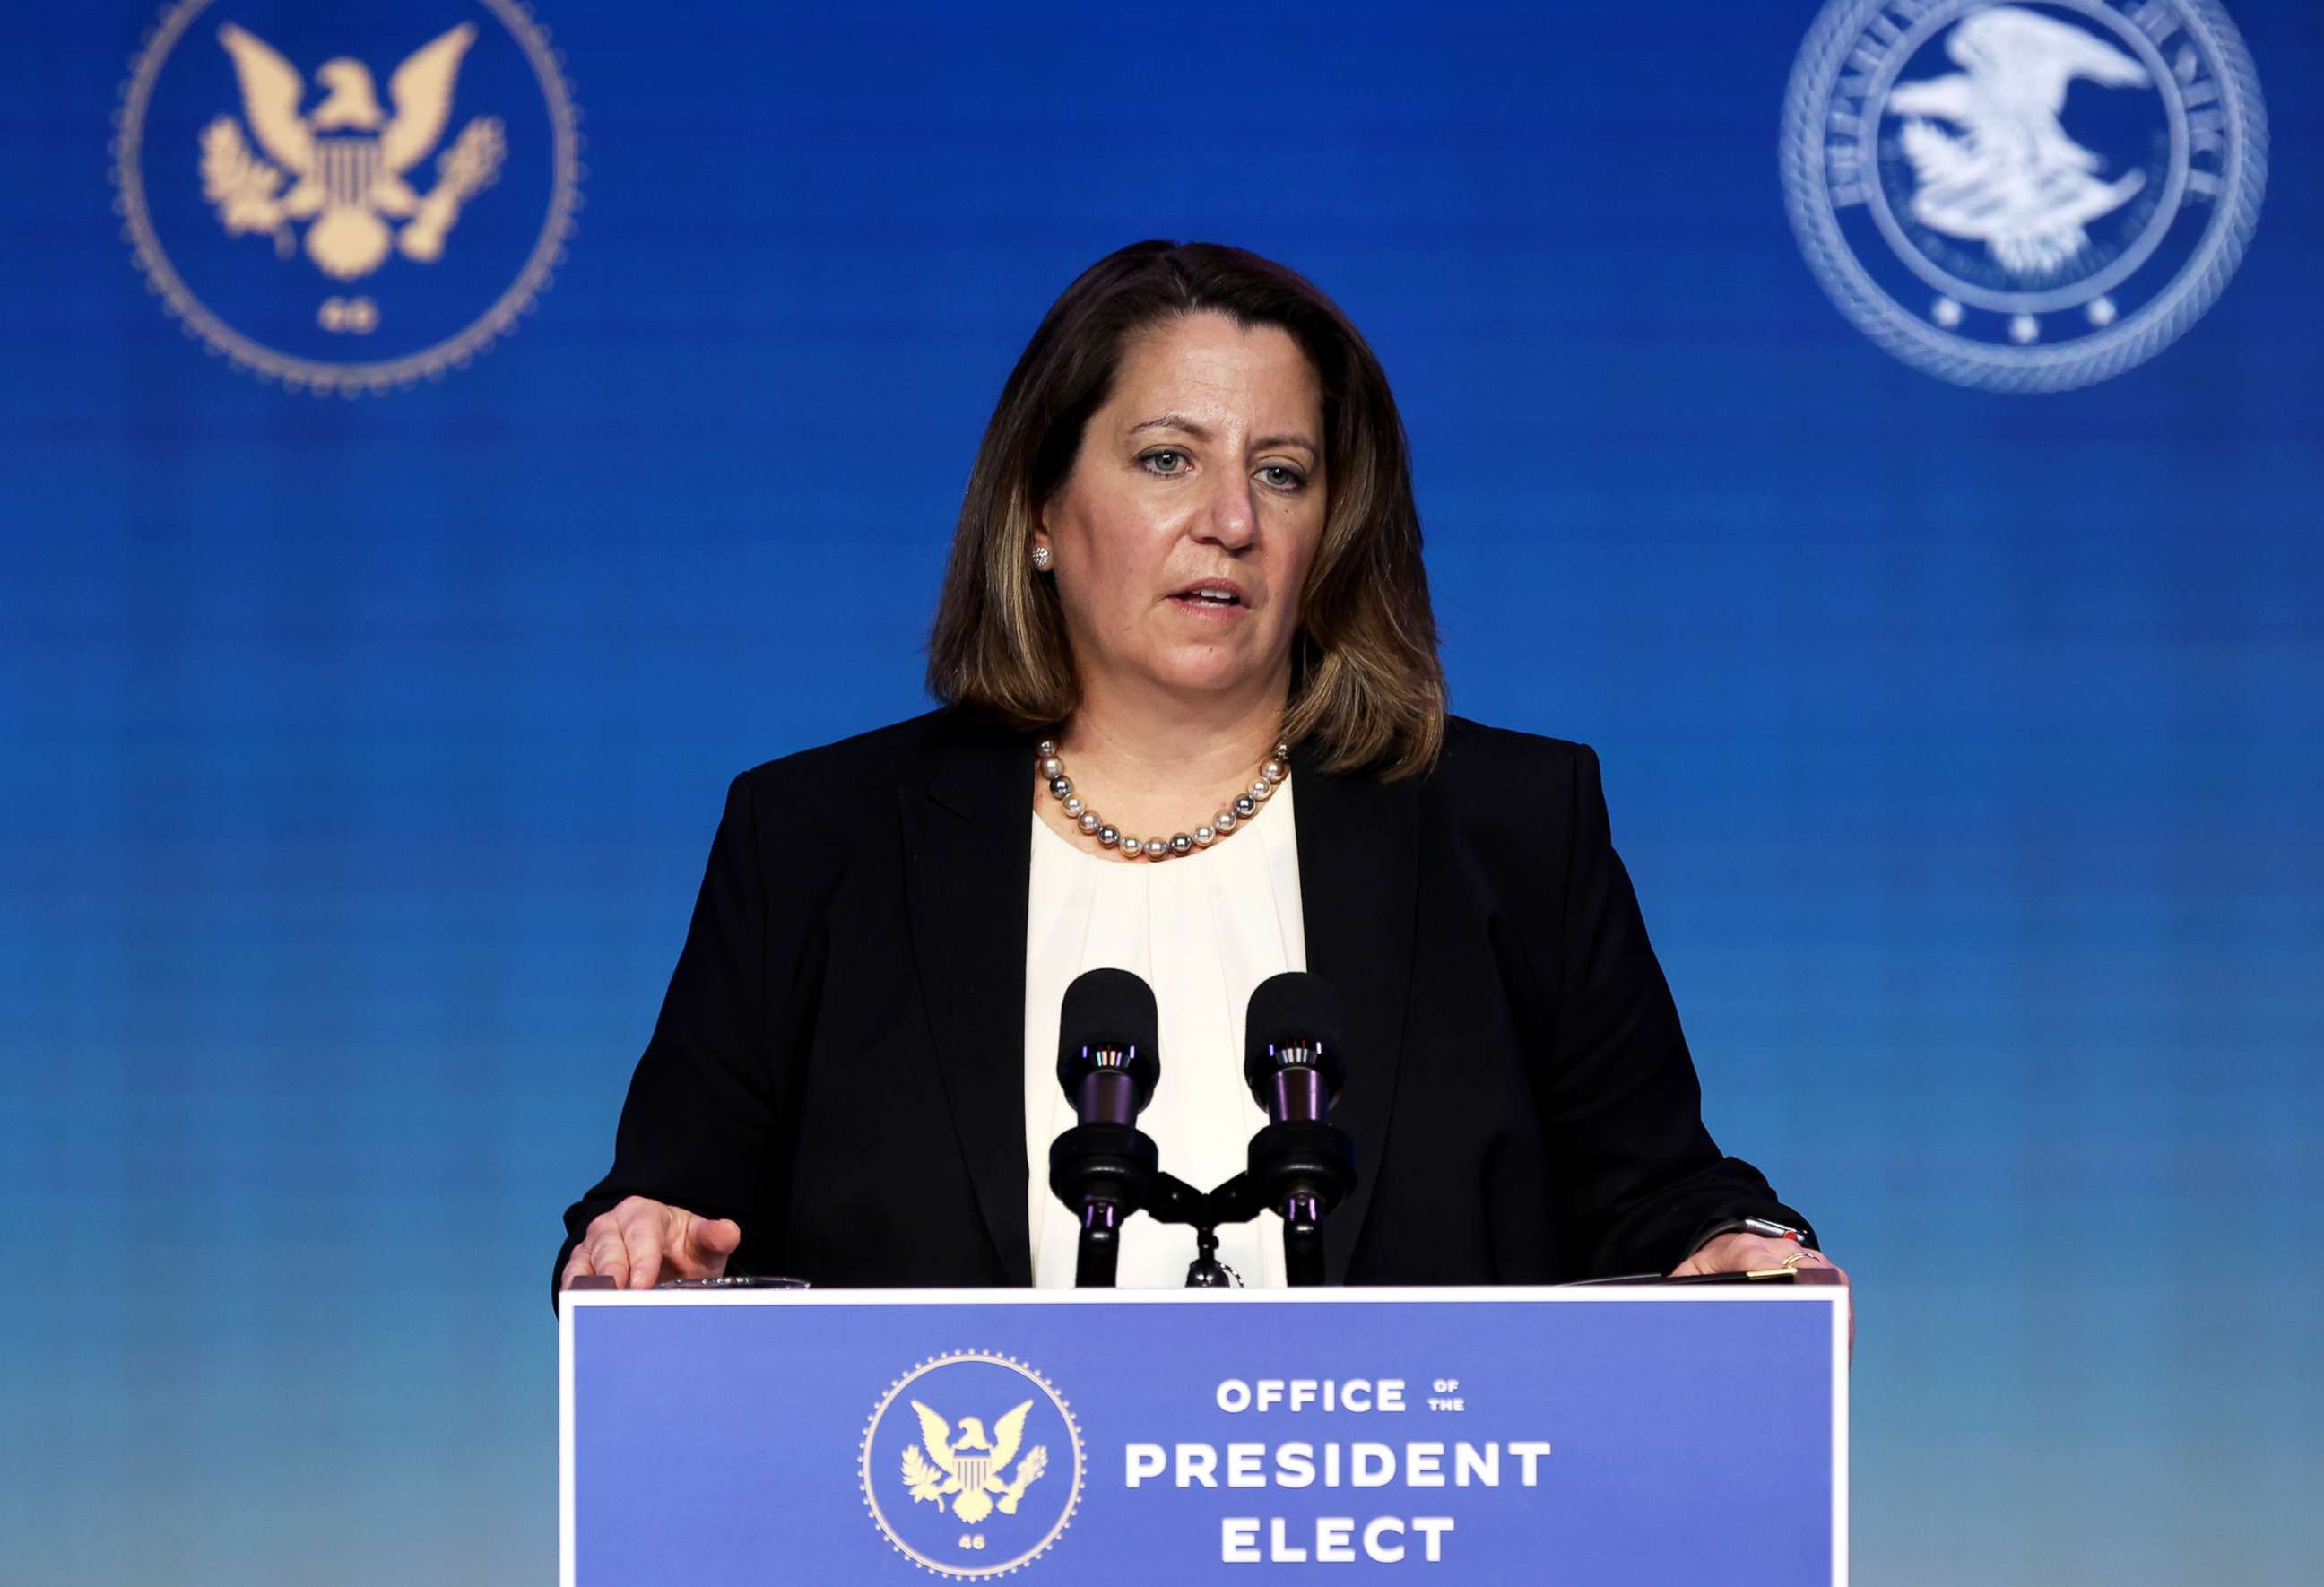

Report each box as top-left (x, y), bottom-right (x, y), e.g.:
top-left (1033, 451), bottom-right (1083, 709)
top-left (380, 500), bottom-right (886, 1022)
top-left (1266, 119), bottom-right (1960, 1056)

top-left (1293, 756), bottom-right (1421, 1282)
top-left (898, 715), bottom-right (1037, 1285)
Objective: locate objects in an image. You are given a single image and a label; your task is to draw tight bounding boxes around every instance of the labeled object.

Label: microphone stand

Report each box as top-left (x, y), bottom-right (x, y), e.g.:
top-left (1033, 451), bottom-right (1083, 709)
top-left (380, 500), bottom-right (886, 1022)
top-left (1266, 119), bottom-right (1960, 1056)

top-left (1281, 1193), bottom-right (1327, 1288)
top-left (1050, 1114), bottom-right (1158, 1288)
top-left (1057, 1146), bottom-right (1355, 1288)
top-left (1048, 972), bottom-right (1359, 1288)
top-left (1246, 1053), bottom-right (1356, 1288)
top-left (1144, 1171), bottom-right (1263, 1287)
top-left (1076, 1201), bottom-right (1122, 1288)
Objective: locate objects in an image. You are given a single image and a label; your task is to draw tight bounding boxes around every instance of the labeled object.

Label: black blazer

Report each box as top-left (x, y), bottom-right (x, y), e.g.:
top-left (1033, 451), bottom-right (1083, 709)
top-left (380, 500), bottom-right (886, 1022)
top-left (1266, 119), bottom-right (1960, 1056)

top-left (554, 707), bottom-right (1812, 1301)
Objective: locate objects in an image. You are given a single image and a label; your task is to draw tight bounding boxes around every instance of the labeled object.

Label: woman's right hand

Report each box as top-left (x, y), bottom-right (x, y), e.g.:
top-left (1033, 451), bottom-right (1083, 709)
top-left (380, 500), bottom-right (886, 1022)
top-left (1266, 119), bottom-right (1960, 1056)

top-left (562, 1195), bottom-right (742, 1289)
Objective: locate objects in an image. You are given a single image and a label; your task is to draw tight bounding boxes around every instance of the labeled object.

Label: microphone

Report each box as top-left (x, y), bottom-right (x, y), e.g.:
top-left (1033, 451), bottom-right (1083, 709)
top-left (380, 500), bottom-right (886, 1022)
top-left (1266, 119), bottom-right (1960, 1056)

top-left (1056, 967), bottom-right (1161, 1128)
top-left (1242, 972), bottom-right (1358, 1287)
top-left (1049, 968), bottom-right (1163, 1287)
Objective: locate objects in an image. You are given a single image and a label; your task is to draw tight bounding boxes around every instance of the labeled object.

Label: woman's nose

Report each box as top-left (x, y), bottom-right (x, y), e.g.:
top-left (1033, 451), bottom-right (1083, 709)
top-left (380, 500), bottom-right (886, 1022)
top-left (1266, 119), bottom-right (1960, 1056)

top-left (1199, 473), bottom-right (1257, 548)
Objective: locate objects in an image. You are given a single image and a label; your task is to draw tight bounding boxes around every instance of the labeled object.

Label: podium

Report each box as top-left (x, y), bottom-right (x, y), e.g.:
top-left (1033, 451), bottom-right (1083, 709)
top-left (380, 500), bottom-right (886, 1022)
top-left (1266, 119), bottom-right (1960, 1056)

top-left (560, 1286), bottom-right (1846, 1584)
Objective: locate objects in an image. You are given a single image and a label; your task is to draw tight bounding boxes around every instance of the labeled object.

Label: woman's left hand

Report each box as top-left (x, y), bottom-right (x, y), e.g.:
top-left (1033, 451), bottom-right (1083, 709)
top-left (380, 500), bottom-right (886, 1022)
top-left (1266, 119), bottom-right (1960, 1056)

top-left (1671, 1234), bottom-right (1853, 1356)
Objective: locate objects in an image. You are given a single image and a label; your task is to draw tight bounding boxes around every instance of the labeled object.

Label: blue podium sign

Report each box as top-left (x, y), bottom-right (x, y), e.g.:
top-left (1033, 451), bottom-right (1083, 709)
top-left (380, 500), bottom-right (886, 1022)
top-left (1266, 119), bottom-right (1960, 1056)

top-left (559, 1287), bottom-right (1847, 1585)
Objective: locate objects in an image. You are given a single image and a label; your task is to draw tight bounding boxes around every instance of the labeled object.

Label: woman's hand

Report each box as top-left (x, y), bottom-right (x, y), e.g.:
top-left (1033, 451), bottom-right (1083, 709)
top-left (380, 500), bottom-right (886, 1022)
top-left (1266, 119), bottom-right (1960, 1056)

top-left (1671, 1234), bottom-right (1854, 1355)
top-left (562, 1195), bottom-right (742, 1289)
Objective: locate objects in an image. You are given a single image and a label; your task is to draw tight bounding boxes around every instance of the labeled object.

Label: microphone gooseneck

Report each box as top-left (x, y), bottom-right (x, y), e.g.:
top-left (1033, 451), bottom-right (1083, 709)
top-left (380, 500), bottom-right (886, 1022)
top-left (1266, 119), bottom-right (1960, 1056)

top-left (1242, 973), bottom-right (1359, 1287)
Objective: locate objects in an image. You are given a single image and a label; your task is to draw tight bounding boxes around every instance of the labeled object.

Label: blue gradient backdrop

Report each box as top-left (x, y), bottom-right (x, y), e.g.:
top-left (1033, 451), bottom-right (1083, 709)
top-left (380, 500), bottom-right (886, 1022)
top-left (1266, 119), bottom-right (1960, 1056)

top-left (2, 3), bottom-right (2317, 1583)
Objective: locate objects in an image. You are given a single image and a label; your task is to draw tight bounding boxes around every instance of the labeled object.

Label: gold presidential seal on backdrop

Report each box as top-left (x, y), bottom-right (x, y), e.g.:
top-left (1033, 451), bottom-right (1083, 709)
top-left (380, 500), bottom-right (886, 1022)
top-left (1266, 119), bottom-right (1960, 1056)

top-left (861, 1353), bottom-right (1085, 1578)
top-left (111, 0), bottom-right (581, 395)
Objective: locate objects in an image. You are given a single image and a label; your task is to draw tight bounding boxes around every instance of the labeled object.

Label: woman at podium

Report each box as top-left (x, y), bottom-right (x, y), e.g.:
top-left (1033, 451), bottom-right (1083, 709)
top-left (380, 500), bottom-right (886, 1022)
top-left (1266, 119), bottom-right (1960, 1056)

top-left (555, 241), bottom-right (1841, 1297)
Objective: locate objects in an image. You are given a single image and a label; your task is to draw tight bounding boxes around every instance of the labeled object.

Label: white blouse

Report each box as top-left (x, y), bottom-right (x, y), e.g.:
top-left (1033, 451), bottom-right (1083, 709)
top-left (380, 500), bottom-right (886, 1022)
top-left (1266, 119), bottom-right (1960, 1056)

top-left (1021, 773), bottom-right (1307, 1288)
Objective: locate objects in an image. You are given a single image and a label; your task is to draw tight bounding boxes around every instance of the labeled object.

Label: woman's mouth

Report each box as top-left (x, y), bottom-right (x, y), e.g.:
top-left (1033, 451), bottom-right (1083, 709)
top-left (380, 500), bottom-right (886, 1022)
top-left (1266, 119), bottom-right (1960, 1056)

top-left (1168, 581), bottom-right (1246, 616)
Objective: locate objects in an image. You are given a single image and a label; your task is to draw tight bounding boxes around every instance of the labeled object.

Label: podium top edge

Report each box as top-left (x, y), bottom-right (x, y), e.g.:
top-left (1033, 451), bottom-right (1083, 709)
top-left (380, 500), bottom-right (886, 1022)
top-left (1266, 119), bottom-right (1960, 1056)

top-left (559, 1284), bottom-right (1847, 1311)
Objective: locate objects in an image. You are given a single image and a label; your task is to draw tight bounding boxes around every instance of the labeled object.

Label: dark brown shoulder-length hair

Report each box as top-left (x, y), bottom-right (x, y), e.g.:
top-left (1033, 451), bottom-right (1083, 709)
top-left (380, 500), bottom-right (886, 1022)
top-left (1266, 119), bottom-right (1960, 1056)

top-left (924, 240), bottom-right (1445, 781)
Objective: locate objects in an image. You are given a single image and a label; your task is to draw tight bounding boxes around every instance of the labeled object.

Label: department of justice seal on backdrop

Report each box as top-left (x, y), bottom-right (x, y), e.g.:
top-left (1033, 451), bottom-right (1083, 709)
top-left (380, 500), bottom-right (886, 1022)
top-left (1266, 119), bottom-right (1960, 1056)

top-left (1782, 0), bottom-right (2266, 392)
top-left (112, 0), bottom-right (581, 395)
top-left (861, 1352), bottom-right (1085, 1578)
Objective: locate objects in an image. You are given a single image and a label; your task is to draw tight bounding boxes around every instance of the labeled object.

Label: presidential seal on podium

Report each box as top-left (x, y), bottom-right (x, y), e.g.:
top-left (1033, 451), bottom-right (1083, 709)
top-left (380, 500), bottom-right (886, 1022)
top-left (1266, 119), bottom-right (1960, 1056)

top-left (861, 1352), bottom-right (1088, 1579)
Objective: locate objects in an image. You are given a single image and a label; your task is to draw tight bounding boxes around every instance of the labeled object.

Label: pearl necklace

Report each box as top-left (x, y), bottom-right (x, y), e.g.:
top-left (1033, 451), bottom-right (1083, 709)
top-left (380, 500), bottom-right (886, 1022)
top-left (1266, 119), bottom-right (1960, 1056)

top-left (1037, 735), bottom-right (1290, 861)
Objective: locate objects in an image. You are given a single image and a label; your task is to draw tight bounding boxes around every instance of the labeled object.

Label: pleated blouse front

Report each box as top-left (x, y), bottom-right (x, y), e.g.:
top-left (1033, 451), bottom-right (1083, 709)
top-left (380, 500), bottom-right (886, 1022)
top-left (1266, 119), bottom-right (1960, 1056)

top-left (1021, 772), bottom-right (1307, 1289)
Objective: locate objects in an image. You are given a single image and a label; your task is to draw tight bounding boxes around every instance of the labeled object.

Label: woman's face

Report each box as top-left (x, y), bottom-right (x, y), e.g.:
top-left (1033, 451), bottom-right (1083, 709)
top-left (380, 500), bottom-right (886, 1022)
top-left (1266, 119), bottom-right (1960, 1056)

top-left (1036, 310), bottom-right (1327, 711)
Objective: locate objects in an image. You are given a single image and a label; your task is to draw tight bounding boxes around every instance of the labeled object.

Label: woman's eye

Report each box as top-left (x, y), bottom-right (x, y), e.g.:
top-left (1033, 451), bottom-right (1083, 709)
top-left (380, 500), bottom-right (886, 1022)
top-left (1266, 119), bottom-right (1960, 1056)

top-left (1261, 464), bottom-right (1307, 490)
top-left (1141, 449), bottom-right (1189, 475)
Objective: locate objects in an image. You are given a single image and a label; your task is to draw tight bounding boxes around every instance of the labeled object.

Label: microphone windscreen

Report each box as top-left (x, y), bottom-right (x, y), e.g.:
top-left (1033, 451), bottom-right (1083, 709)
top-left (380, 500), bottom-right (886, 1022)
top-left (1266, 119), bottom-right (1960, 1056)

top-left (1057, 967), bottom-right (1159, 1063)
top-left (1056, 967), bottom-right (1162, 1115)
top-left (1243, 972), bottom-right (1346, 1096)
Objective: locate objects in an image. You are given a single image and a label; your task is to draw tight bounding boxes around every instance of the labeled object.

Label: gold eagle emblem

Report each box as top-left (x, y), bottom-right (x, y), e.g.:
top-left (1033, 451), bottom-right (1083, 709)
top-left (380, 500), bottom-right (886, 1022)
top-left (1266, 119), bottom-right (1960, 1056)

top-left (199, 22), bottom-right (506, 281)
top-left (898, 1398), bottom-right (1050, 1526)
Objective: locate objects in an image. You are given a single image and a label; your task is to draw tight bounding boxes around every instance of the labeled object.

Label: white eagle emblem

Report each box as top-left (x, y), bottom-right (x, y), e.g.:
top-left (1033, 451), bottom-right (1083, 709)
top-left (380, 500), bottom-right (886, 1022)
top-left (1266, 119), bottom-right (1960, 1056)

top-left (199, 22), bottom-right (506, 281)
top-left (1886, 6), bottom-right (2153, 276)
top-left (898, 1398), bottom-right (1050, 1526)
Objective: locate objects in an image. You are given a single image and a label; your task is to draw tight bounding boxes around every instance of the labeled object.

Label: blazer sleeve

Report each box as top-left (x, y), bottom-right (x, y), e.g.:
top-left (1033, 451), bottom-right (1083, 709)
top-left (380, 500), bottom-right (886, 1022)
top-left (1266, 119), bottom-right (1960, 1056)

top-left (1533, 743), bottom-right (1817, 1277)
top-left (551, 772), bottom-right (790, 1308)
